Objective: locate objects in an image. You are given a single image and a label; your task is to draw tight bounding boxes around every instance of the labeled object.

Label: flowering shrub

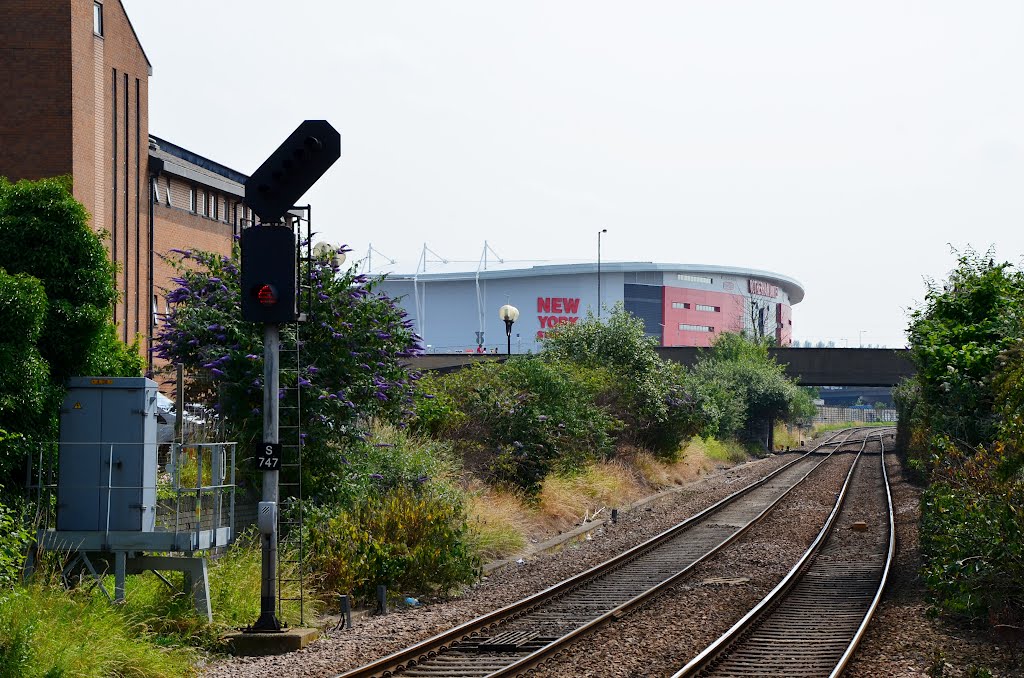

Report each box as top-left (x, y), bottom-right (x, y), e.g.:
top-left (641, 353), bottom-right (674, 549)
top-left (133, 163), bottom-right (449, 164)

top-left (153, 244), bottom-right (421, 499)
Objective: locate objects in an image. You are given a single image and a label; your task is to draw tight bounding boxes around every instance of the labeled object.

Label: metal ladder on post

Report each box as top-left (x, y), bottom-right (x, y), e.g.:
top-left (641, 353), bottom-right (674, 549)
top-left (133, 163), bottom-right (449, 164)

top-left (276, 323), bottom-right (306, 625)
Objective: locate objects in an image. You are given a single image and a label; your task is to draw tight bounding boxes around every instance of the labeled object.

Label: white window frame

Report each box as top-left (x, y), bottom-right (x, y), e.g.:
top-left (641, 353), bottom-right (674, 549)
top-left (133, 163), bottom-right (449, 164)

top-left (93, 2), bottom-right (104, 36)
top-left (677, 273), bottom-right (713, 285)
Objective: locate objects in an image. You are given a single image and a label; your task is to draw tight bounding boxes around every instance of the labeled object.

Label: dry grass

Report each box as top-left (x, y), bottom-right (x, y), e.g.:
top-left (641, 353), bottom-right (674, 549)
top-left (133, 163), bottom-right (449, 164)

top-left (463, 439), bottom-right (755, 562)
top-left (538, 462), bottom-right (644, 532)
top-left (467, 486), bottom-right (535, 560)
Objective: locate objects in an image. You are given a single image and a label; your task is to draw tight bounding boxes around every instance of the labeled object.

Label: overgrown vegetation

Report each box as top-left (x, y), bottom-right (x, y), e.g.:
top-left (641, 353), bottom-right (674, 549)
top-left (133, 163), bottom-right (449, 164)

top-left (0, 177), bottom-right (821, 668)
top-left (897, 248), bottom-right (1024, 625)
top-left (416, 308), bottom-right (812, 499)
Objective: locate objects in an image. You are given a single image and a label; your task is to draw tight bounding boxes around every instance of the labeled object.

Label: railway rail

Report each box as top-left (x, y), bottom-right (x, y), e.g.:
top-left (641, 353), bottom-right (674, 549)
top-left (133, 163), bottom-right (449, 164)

top-left (335, 428), bottom-right (884, 678)
top-left (672, 428), bottom-right (896, 678)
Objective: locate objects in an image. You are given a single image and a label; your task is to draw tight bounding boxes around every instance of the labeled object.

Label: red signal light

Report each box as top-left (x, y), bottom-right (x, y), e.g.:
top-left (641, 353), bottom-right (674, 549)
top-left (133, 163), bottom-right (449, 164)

top-left (257, 284), bottom-right (278, 306)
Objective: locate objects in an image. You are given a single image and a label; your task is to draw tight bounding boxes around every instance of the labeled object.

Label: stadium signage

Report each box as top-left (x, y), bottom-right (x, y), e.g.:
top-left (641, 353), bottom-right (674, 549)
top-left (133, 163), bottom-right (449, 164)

top-left (536, 296), bottom-right (581, 338)
top-left (748, 279), bottom-right (779, 298)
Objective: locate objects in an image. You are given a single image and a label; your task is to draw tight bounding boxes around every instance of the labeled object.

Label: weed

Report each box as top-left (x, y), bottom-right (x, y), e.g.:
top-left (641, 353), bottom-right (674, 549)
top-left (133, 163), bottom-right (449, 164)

top-left (0, 584), bottom-right (197, 677)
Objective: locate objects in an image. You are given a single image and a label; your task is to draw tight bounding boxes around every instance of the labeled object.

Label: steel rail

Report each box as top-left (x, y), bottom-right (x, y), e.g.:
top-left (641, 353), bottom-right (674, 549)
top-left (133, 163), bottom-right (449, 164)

top-left (670, 428), bottom-right (895, 678)
top-left (335, 428), bottom-right (870, 678)
top-left (830, 431), bottom-right (896, 678)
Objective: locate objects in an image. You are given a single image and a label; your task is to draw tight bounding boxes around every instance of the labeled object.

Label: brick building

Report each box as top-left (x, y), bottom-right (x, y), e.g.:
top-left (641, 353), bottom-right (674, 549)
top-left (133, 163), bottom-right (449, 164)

top-left (0, 0), bottom-right (242, 374)
top-left (148, 136), bottom-right (253, 355)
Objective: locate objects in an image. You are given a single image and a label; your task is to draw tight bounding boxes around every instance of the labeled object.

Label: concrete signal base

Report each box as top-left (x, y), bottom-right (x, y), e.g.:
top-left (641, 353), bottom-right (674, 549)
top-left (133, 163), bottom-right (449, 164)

top-left (225, 628), bottom-right (319, 656)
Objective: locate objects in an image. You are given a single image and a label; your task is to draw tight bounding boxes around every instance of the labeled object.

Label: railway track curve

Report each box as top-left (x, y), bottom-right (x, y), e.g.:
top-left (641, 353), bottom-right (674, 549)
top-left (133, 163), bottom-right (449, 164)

top-left (671, 428), bottom-right (896, 678)
top-left (335, 428), bottom-right (882, 678)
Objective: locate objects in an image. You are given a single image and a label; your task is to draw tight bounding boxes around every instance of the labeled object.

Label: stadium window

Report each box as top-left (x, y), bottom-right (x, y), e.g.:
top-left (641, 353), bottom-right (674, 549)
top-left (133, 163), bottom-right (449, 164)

top-left (671, 302), bottom-right (691, 309)
top-left (679, 324), bottom-right (714, 332)
top-left (93, 2), bottom-right (103, 36)
top-left (677, 273), bottom-right (713, 284)
top-left (695, 304), bottom-right (720, 312)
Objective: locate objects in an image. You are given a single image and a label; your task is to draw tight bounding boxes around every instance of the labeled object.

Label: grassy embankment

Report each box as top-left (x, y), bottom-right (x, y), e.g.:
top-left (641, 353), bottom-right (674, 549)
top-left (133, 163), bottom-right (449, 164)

top-left (468, 436), bottom-right (751, 561)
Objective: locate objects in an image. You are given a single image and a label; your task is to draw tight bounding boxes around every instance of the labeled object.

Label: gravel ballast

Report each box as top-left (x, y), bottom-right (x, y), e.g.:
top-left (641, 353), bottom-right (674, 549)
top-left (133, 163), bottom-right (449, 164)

top-left (202, 445), bottom-right (1022, 677)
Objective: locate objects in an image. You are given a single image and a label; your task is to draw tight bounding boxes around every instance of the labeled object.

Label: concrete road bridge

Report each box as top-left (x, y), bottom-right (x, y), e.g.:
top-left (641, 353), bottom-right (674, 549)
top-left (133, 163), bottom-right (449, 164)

top-left (409, 348), bottom-right (914, 387)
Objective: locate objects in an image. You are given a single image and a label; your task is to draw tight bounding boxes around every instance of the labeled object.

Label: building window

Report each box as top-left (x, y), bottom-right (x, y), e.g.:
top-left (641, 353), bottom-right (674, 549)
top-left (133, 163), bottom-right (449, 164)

top-left (679, 324), bottom-right (714, 332)
top-left (93, 2), bottom-right (103, 36)
top-left (211, 194), bottom-right (219, 220)
top-left (152, 294), bottom-right (160, 326)
top-left (677, 273), bottom-right (713, 285)
top-left (200, 191), bottom-right (208, 216)
top-left (189, 187), bottom-right (196, 212)
top-left (151, 178), bottom-right (160, 204)
top-left (165, 178), bottom-right (172, 206)
top-left (695, 304), bottom-right (720, 312)
top-left (671, 302), bottom-right (690, 310)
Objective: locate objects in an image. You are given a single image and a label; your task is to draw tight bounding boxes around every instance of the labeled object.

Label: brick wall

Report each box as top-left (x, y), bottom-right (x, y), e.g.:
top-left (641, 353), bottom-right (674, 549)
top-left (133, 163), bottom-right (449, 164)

top-left (0, 2), bottom-right (74, 182)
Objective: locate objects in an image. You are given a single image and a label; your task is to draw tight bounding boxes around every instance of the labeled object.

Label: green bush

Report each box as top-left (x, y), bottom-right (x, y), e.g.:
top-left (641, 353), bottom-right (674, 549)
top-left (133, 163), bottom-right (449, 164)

top-left (0, 500), bottom-right (31, 589)
top-left (541, 306), bottom-right (702, 455)
top-left (306, 484), bottom-right (476, 603)
top-left (416, 358), bottom-right (619, 494)
top-left (921, 480), bottom-right (1024, 618)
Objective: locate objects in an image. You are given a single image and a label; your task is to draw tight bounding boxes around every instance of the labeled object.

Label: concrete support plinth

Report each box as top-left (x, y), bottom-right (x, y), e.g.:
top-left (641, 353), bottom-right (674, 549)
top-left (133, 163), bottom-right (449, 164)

top-left (225, 628), bottom-right (319, 656)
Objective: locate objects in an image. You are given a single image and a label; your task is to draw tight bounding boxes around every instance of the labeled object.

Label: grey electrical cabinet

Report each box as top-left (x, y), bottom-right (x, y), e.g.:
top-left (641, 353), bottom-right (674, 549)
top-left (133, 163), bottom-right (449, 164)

top-left (57, 377), bottom-right (158, 532)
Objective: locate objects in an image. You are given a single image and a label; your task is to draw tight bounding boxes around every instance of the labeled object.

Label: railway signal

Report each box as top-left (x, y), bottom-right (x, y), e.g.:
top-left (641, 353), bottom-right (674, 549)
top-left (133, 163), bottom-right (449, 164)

top-left (242, 121), bottom-right (340, 635)
top-left (240, 225), bottom-right (297, 323)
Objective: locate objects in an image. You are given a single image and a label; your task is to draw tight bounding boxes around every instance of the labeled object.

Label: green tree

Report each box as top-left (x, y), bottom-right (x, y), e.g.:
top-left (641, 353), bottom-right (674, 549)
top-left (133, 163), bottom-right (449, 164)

top-left (0, 178), bottom-right (140, 385)
top-left (906, 248), bottom-right (1024, 448)
top-left (0, 177), bottom-right (141, 490)
top-left (691, 332), bottom-right (811, 446)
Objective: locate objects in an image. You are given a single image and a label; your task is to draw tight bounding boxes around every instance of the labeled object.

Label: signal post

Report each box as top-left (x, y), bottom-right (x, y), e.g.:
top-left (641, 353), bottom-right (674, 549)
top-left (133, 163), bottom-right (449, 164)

top-left (234, 121), bottom-right (340, 645)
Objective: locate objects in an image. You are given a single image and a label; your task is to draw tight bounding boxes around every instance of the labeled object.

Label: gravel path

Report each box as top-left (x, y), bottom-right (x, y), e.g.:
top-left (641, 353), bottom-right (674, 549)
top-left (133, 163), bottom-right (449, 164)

top-left (202, 444), bottom-right (1023, 677)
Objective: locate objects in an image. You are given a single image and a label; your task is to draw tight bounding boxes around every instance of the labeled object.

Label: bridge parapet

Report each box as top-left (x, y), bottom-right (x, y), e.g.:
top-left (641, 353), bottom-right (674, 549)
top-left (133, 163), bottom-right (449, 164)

top-left (406, 348), bottom-right (915, 387)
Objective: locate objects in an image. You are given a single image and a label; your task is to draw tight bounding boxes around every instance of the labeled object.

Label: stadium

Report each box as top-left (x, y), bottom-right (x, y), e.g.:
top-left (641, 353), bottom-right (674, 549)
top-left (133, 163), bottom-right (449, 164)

top-left (375, 262), bottom-right (805, 354)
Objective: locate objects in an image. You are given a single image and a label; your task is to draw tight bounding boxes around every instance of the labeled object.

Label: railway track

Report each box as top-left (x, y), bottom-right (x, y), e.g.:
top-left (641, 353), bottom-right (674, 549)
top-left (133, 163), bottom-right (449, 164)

top-left (672, 428), bottom-right (895, 678)
top-left (335, 428), bottom-right (882, 678)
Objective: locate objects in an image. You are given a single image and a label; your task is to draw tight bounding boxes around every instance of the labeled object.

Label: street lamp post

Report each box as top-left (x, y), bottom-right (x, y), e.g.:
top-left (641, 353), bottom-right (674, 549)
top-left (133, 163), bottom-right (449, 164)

top-left (499, 304), bottom-right (520, 355)
top-left (597, 229), bottom-right (607, 319)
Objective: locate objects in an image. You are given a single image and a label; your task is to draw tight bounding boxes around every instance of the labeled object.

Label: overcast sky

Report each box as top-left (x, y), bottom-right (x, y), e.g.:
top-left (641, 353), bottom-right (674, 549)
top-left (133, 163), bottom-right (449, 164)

top-left (122, 0), bottom-right (1024, 348)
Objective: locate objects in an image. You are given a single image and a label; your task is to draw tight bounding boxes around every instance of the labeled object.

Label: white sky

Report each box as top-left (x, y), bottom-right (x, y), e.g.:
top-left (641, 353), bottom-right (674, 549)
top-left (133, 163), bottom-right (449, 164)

top-left (122, 0), bottom-right (1024, 348)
